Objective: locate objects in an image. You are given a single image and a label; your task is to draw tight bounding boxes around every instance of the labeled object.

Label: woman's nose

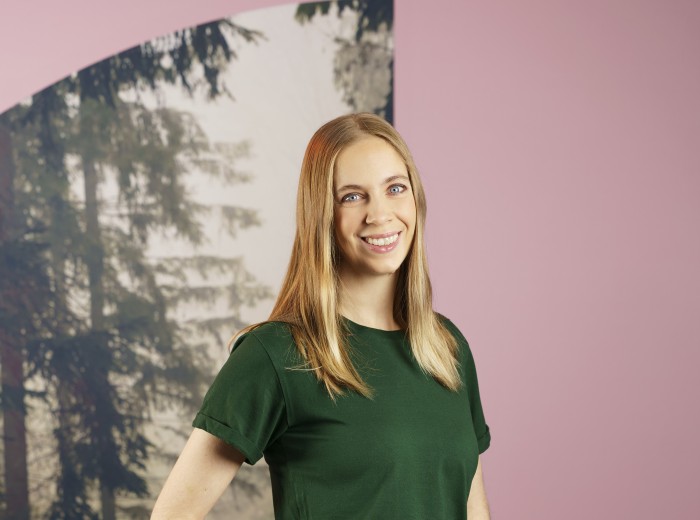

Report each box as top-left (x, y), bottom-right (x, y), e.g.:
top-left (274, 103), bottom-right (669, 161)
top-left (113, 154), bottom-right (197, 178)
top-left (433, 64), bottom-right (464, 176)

top-left (365, 196), bottom-right (392, 225)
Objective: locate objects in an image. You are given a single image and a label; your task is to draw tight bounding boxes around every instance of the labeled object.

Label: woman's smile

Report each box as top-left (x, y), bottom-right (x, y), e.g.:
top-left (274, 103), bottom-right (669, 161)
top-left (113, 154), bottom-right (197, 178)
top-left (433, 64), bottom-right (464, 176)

top-left (360, 231), bottom-right (402, 252)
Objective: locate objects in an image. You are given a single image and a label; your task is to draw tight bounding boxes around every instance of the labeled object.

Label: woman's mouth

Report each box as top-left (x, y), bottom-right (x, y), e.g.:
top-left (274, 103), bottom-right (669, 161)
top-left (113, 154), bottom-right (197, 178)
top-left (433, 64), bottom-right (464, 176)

top-left (360, 232), bottom-right (401, 253)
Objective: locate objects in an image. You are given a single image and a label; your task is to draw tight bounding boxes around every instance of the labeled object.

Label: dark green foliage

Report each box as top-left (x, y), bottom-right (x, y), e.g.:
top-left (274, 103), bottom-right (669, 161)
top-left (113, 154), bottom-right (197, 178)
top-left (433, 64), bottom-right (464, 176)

top-left (296, 0), bottom-right (393, 42)
top-left (75, 20), bottom-right (263, 106)
top-left (295, 0), bottom-right (394, 123)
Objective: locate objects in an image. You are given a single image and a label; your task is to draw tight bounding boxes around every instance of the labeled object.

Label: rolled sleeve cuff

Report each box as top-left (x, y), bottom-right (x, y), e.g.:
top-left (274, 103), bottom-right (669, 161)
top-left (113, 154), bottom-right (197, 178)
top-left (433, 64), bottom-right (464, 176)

top-left (192, 412), bottom-right (263, 465)
top-left (477, 425), bottom-right (491, 454)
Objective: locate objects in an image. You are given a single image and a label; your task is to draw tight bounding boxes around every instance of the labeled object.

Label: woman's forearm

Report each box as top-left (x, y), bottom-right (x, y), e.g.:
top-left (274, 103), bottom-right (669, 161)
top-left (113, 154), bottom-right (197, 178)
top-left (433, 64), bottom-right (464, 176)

top-left (151, 428), bottom-right (245, 519)
top-left (466, 456), bottom-right (491, 519)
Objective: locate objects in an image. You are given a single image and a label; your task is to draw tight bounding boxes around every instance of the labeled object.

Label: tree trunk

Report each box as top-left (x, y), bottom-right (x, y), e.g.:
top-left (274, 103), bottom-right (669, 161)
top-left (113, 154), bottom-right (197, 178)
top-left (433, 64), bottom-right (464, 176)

top-left (82, 145), bottom-right (116, 520)
top-left (0, 124), bottom-right (30, 519)
top-left (48, 192), bottom-right (92, 514)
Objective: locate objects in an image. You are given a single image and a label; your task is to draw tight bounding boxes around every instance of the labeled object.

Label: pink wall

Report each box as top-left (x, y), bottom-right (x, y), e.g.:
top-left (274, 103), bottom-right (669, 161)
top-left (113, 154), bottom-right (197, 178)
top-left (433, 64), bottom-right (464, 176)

top-left (2, 0), bottom-right (699, 518)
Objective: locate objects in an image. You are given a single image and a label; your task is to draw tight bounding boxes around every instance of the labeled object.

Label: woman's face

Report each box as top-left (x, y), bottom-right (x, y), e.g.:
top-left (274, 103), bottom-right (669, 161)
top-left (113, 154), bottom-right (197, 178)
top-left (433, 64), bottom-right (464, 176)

top-left (332, 136), bottom-right (417, 279)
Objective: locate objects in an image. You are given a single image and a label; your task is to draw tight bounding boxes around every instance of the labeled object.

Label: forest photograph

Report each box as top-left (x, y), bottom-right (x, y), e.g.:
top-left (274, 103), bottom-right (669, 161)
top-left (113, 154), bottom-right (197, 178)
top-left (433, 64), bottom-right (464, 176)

top-left (0, 1), bottom-right (393, 518)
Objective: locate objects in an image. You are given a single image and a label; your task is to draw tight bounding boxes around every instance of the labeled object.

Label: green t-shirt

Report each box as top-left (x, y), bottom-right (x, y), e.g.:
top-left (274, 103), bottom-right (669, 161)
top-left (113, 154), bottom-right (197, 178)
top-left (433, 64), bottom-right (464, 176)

top-left (193, 314), bottom-right (491, 519)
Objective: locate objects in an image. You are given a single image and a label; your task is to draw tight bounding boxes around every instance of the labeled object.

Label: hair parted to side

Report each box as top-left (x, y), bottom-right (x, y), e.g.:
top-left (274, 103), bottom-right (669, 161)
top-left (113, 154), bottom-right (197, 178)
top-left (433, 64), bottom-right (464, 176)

top-left (231, 113), bottom-right (462, 401)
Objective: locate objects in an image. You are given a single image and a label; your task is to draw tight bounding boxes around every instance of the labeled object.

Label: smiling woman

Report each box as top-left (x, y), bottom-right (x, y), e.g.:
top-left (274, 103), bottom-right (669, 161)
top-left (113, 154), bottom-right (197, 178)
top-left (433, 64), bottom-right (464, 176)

top-left (151, 113), bottom-right (492, 520)
top-left (333, 136), bottom-right (417, 284)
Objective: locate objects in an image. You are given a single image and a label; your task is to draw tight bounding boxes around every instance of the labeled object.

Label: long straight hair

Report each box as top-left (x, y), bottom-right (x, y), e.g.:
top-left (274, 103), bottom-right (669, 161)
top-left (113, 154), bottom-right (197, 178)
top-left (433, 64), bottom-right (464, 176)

top-left (232, 113), bottom-right (461, 401)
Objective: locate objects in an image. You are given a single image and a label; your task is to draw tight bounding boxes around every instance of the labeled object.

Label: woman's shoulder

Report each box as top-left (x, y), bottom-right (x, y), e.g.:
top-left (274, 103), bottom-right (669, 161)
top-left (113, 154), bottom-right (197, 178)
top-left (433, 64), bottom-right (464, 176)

top-left (434, 311), bottom-right (472, 358)
top-left (231, 320), bottom-right (298, 363)
top-left (248, 320), bottom-right (295, 341)
top-left (434, 311), bottom-right (464, 338)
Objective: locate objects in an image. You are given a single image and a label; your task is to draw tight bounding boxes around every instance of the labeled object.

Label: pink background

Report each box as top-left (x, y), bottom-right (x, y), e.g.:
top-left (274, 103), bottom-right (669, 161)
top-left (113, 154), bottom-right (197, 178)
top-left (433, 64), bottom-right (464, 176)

top-left (2, 0), bottom-right (699, 518)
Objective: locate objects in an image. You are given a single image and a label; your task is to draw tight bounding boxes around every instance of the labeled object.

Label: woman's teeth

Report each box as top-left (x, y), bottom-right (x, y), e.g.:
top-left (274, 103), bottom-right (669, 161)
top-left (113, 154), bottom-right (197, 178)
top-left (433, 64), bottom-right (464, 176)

top-left (364, 233), bottom-right (399, 246)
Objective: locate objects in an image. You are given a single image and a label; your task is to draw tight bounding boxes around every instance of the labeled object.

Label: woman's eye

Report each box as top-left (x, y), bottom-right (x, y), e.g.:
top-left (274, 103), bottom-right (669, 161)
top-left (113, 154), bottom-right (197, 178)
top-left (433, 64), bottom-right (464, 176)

top-left (389, 184), bottom-right (407, 194)
top-left (341, 193), bottom-right (360, 203)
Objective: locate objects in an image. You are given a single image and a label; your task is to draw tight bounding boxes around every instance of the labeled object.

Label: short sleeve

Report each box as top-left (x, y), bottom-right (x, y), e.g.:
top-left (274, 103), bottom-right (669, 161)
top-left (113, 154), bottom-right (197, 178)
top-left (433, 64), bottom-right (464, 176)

top-left (440, 314), bottom-right (492, 454)
top-left (463, 337), bottom-right (492, 454)
top-left (192, 332), bottom-right (288, 465)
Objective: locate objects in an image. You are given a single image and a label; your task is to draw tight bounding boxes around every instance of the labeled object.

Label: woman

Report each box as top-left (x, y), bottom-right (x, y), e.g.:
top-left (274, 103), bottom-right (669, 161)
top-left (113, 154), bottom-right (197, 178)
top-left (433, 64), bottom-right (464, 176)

top-left (151, 113), bottom-right (492, 519)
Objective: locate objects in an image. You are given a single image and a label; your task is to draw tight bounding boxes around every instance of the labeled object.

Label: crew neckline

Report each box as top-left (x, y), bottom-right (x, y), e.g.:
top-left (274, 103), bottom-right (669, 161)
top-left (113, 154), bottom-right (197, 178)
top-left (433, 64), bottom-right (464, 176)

top-left (341, 316), bottom-right (406, 334)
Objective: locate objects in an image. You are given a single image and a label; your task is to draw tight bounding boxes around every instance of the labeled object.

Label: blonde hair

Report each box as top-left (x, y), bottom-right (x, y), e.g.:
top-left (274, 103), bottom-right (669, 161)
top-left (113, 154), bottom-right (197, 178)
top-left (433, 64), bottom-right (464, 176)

top-left (231, 113), bottom-right (461, 400)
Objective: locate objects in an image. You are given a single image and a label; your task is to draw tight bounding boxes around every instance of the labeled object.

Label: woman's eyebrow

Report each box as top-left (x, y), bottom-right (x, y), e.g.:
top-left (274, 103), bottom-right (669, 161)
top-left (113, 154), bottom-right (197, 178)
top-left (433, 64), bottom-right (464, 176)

top-left (335, 174), bottom-right (410, 193)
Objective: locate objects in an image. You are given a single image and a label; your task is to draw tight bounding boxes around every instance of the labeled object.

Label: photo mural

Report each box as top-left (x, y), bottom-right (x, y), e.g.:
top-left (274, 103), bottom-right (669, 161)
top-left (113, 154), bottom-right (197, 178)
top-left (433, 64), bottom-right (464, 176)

top-left (0, 1), bottom-right (394, 518)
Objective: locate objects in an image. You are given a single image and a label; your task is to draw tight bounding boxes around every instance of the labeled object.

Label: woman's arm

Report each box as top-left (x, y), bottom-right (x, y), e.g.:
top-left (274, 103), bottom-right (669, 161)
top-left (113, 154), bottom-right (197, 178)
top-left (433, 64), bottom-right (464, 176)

top-left (467, 456), bottom-right (491, 519)
top-left (151, 427), bottom-right (246, 520)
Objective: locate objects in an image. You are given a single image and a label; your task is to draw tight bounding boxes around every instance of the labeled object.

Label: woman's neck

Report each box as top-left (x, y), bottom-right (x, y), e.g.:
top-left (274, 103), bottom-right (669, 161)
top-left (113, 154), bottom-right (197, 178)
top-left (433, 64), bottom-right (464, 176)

top-left (337, 269), bottom-right (400, 330)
